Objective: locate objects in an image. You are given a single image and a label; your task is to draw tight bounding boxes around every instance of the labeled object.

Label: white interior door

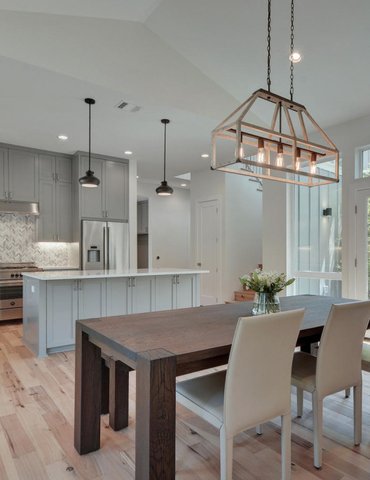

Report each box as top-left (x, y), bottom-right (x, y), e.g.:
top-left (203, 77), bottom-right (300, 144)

top-left (196, 199), bottom-right (221, 305)
top-left (355, 188), bottom-right (370, 299)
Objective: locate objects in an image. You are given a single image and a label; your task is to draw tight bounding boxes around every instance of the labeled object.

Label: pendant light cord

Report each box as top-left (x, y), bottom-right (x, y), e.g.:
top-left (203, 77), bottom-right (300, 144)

top-left (290, 0), bottom-right (295, 101)
top-left (267, 0), bottom-right (271, 92)
top-left (163, 121), bottom-right (167, 181)
top-left (88, 102), bottom-right (92, 171)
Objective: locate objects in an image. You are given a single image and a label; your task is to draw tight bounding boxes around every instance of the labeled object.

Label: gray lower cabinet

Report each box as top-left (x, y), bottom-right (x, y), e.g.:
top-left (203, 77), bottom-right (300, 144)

top-left (78, 279), bottom-right (106, 320)
top-left (44, 274), bottom-right (198, 353)
top-left (46, 280), bottom-right (78, 348)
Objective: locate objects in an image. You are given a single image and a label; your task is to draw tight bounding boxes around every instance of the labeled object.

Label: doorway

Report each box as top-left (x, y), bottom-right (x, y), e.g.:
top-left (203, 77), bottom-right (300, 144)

top-left (196, 198), bottom-right (222, 305)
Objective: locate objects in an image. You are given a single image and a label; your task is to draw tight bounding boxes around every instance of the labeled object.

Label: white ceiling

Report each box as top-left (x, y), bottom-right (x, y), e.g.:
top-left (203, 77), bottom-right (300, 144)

top-left (0, 0), bottom-right (369, 183)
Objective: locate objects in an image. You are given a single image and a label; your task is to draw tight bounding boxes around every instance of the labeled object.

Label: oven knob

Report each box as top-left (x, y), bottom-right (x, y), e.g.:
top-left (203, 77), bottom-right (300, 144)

top-left (10, 301), bottom-right (15, 306)
top-left (20, 274), bottom-right (23, 277)
top-left (15, 273), bottom-right (19, 278)
top-left (11, 273), bottom-right (15, 278)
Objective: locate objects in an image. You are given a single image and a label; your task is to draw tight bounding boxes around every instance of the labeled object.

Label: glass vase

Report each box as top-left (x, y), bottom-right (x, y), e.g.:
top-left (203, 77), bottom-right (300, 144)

top-left (252, 292), bottom-right (280, 315)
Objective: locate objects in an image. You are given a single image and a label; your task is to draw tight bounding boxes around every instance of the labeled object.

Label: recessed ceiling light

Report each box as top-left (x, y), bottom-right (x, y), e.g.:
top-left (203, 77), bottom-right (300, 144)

top-left (201, 153), bottom-right (209, 158)
top-left (136, 175), bottom-right (139, 179)
top-left (125, 151), bottom-right (133, 155)
top-left (58, 134), bottom-right (68, 141)
top-left (289, 51), bottom-right (302, 63)
top-left (181, 183), bottom-right (187, 187)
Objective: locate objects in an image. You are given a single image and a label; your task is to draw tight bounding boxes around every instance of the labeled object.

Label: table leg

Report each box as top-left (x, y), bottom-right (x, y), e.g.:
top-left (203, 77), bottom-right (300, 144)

top-left (74, 324), bottom-right (102, 454)
top-left (109, 359), bottom-right (131, 431)
top-left (101, 358), bottom-right (110, 415)
top-left (136, 349), bottom-right (176, 480)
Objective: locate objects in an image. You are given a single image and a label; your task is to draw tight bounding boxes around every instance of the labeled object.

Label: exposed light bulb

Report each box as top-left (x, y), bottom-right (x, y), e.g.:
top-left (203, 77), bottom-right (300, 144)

top-left (257, 138), bottom-right (265, 163)
top-left (276, 143), bottom-right (284, 167)
top-left (295, 147), bottom-right (301, 171)
top-left (310, 152), bottom-right (317, 175)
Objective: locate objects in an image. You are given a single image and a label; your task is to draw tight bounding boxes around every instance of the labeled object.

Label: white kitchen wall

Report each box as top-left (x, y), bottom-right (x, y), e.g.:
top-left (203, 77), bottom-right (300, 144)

top-left (0, 214), bottom-right (78, 267)
top-left (191, 168), bottom-right (262, 303)
top-left (137, 181), bottom-right (191, 268)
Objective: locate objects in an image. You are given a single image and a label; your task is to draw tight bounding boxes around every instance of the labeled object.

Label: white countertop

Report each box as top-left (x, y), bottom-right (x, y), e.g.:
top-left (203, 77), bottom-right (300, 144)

top-left (23, 268), bottom-right (209, 281)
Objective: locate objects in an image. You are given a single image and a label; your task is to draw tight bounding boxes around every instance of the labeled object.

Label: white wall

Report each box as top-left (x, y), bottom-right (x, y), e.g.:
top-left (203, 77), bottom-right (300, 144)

top-left (137, 181), bottom-right (190, 269)
top-left (191, 168), bottom-right (262, 302)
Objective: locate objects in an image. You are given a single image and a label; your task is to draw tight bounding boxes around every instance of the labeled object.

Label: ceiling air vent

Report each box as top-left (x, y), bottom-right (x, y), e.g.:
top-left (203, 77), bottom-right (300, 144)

top-left (115, 101), bottom-right (141, 113)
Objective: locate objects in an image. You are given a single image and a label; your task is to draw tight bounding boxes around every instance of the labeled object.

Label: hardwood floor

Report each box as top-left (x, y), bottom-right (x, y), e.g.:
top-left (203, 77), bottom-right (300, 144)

top-left (0, 322), bottom-right (370, 479)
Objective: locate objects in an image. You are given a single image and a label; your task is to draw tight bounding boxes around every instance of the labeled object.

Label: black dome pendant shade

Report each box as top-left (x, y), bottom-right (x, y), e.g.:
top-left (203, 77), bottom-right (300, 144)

top-left (156, 119), bottom-right (173, 196)
top-left (79, 98), bottom-right (100, 188)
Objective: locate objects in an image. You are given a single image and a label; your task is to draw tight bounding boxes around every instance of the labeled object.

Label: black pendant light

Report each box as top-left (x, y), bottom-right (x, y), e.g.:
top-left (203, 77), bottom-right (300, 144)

top-left (79, 98), bottom-right (100, 188)
top-left (156, 119), bottom-right (173, 196)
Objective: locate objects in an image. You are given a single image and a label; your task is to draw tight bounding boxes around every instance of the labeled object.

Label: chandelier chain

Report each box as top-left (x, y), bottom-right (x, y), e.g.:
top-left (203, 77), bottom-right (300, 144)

top-left (290, 0), bottom-right (295, 101)
top-left (267, 0), bottom-right (271, 92)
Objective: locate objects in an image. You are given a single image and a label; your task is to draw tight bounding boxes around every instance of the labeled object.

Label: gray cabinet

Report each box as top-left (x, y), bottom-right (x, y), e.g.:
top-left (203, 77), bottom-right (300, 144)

top-left (46, 280), bottom-right (78, 348)
top-left (0, 148), bottom-right (7, 200)
top-left (38, 154), bottom-right (72, 242)
top-left (1, 148), bottom-right (38, 201)
top-left (77, 153), bottom-right (128, 221)
top-left (175, 274), bottom-right (195, 308)
top-left (106, 277), bottom-right (130, 316)
top-left (78, 279), bottom-right (106, 320)
top-left (130, 276), bottom-right (153, 313)
top-left (155, 275), bottom-right (175, 311)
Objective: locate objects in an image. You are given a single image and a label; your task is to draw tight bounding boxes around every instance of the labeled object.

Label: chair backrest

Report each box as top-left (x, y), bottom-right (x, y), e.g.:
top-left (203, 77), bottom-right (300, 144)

top-left (316, 301), bottom-right (370, 397)
top-left (223, 309), bottom-right (304, 437)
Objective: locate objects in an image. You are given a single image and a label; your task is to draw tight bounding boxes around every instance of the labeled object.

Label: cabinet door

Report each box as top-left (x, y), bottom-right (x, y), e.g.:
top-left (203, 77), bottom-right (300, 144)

top-left (130, 277), bottom-right (153, 313)
top-left (175, 275), bottom-right (195, 308)
top-left (39, 154), bottom-right (55, 181)
top-left (80, 156), bottom-right (104, 218)
top-left (46, 281), bottom-right (78, 348)
top-left (155, 275), bottom-right (175, 311)
top-left (106, 278), bottom-right (129, 316)
top-left (56, 181), bottom-right (72, 242)
top-left (56, 156), bottom-right (72, 183)
top-left (38, 179), bottom-right (56, 241)
top-left (78, 279), bottom-right (106, 320)
top-left (105, 161), bottom-right (128, 220)
top-left (8, 149), bottom-right (38, 201)
top-left (0, 148), bottom-right (8, 199)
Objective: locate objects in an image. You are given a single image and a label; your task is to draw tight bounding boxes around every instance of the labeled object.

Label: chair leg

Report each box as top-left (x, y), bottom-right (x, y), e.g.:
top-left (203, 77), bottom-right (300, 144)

top-left (256, 424), bottom-right (263, 435)
top-left (312, 392), bottom-right (323, 469)
top-left (297, 387), bottom-right (303, 417)
top-left (345, 388), bottom-right (351, 398)
top-left (220, 426), bottom-right (233, 480)
top-left (281, 414), bottom-right (291, 480)
top-left (354, 383), bottom-right (362, 446)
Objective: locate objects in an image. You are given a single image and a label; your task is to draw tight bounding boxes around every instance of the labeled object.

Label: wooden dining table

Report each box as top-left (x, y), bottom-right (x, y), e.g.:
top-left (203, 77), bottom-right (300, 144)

top-left (74, 294), bottom-right (355, 480)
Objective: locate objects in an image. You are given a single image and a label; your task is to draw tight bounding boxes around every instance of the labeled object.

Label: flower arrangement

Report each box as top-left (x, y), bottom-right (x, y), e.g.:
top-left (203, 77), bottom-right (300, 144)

top-left (239, 269), bottom-right (295, 295)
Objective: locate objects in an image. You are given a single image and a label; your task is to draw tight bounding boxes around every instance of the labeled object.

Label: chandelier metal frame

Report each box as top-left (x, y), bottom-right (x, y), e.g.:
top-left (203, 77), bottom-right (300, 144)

top-left (211, 0), bottom-right (339, 187)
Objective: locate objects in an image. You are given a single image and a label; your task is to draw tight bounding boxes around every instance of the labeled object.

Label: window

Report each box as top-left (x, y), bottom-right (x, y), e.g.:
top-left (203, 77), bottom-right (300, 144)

top-left (358, 147), bottom-right (370, 178)
top-left (290, 171), bottom-right (342, 297)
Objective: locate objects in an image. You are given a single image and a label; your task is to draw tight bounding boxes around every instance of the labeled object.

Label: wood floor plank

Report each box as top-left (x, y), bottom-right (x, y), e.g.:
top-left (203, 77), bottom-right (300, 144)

top-left (0, 323), bottom-right (369, 479)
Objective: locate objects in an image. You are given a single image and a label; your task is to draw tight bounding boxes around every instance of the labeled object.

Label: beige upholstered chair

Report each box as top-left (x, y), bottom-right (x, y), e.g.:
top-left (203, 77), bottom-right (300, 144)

top-left (292, 301), bottom-right (370, 469)
top-left (176, 309), bottom-right (304, 480)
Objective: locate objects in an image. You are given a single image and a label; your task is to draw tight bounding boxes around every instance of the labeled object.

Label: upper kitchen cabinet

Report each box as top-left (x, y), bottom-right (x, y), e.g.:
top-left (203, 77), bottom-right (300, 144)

top-left (38, 154), bottom-right (72, 242)
top-left (74, 152), bottom-right (128, 221)
top-left (0, 148), bottom-right (7, 200)
top-left (137, 200), bottom-right (149, 234)
top-left (2, 148), bottom-right (39, 202)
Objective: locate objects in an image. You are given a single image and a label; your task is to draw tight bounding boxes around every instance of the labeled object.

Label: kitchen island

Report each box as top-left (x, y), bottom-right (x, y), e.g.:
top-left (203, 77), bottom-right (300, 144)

top-left (23, 268), bottom-right (207, 356)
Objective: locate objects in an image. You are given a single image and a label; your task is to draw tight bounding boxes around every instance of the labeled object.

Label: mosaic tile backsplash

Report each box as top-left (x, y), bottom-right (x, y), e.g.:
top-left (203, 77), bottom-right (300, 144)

top-left (0, 214), bottom-right (79, 267)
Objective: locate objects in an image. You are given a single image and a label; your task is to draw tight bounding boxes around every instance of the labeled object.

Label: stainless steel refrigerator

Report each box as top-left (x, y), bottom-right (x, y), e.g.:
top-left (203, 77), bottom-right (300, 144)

top-left (81, 220), bottom-right (129, 270)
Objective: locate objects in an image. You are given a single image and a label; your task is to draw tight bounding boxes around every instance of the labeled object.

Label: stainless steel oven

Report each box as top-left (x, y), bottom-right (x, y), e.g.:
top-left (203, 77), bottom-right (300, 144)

top-left (0, 263), bottom-right (43, 321)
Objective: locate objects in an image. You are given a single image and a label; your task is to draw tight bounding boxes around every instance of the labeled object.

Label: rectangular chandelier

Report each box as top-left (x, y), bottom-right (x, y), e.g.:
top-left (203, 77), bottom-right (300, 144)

top-left (211, 88), bottom-right (339, 187)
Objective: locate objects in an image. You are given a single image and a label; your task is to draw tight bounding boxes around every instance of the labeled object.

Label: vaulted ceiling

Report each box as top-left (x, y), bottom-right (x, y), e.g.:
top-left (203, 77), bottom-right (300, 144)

top-left (0, 0), bottom-right (369, 183)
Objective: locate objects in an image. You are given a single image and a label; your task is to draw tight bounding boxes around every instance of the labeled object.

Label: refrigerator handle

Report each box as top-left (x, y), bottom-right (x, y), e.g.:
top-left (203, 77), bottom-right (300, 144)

top-left (103, 226), bottom-right (106, 270)
top-left (107, 227), bottom-right (110, 271)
